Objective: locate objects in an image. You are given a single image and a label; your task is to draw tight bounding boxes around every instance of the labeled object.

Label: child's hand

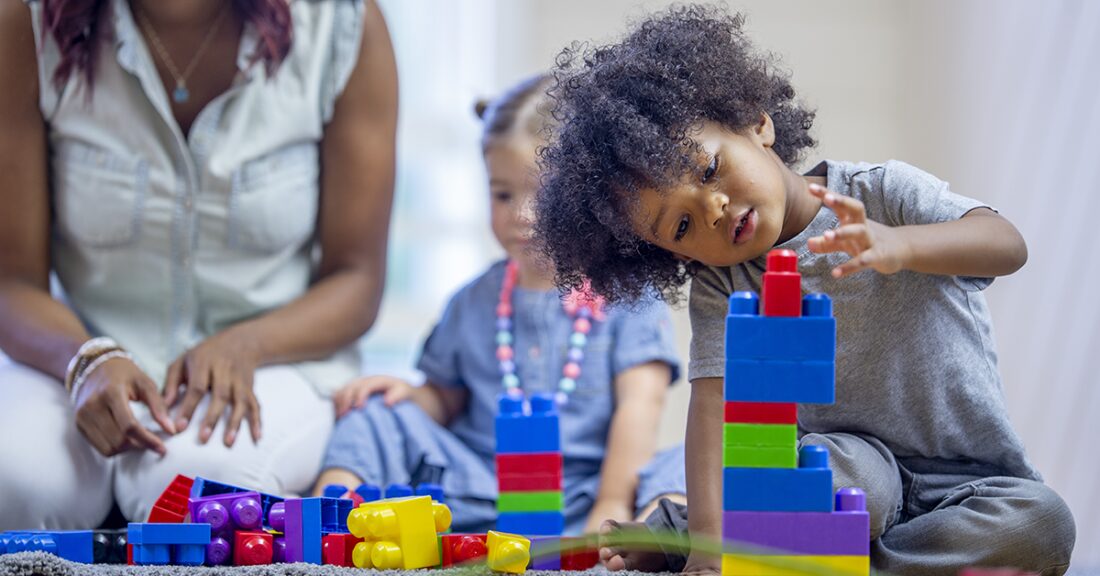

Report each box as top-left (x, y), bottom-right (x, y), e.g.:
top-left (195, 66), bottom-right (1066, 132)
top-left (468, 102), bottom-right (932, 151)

top-left (806, 183), bottom-right (911, 278)
top-left (333, 375), bottom-right (415, 418)
top-left (584, 499), bottom-right (635, 534)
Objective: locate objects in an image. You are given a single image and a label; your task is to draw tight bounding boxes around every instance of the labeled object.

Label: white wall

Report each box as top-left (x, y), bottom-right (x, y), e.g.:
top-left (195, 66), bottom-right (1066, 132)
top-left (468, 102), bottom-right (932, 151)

top-left (376, 0), bottom-right (1099, 567)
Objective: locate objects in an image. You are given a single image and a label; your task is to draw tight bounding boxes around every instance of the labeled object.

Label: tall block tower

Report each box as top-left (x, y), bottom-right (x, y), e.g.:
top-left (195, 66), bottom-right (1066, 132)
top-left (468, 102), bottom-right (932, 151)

top-left (494, 393), bottom-right (565, 535)
top-left (722, 249), bottom-right (870, 576)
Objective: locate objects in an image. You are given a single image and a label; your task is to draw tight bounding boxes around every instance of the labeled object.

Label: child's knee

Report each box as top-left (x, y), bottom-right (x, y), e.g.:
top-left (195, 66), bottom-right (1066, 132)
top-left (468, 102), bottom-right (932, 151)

top-left (1000, 480), bottom-right (1075, 571)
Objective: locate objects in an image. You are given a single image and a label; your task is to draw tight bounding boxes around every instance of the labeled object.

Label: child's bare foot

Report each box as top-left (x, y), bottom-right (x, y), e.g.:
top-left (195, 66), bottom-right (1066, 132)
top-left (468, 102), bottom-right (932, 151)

top-left (598, 519), bottom-right (671, 572)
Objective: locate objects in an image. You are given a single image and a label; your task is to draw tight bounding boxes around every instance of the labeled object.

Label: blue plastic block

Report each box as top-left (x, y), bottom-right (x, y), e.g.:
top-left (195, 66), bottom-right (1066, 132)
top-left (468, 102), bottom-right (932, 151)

top-left (285, 498), bottom-right (323, 564)
top-left (0, 531), bottom-right (93, 563)
top-left (496, 511), bottom-right (564, 535)
top-left (384, 483), bottom-right (414, 498)
top-left (127, 523), bottom-right (211, 545)
top-left (133, 543), bottom-right (170, 565)
top-left (529, 536), bottom-right (561, 570)
top-left (323, 484), bottom-right (349, 499)
top-left (355, 483), bottom-right (383, 502)
top-left (495, 393), bottom-right (561, 454)
top-left (319, 498), bottom-right (352, 533)
top-left (416, 483), bottom-right (445, 503)
top-left (724, 359), bottom-right (835, 403)
top-left (723, 446), bottom-right (833, 512)
top-left (725, 315), bottom-right (836, 363)
top-left (174, 544), bottom-right (206, 566)
top-left (191, 477), bottom-right (284, 529)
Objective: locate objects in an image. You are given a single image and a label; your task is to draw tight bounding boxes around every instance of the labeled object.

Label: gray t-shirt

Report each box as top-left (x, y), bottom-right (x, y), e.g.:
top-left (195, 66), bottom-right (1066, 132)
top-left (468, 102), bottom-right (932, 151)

top-left (688, 160), bottom-right (1039, 480)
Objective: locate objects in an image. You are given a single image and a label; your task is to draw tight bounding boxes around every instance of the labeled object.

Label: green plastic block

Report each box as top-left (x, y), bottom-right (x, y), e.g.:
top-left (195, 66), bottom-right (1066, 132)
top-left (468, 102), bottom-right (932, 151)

top-left (723, 445), bottom-right (798, 468)
top-left (723, 423), bottom-right (797, 447)
top-left (496, 491), bottom-right (564, 512)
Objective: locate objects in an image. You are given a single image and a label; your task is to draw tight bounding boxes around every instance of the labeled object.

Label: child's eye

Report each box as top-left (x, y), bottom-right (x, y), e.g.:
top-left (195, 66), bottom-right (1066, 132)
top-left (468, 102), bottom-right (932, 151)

top-left (493, 191), bottom-right (512, 202)
top-left (674, 215), bottom-right (690, 241)
top-left (702, 153), bottom-right (719, 183)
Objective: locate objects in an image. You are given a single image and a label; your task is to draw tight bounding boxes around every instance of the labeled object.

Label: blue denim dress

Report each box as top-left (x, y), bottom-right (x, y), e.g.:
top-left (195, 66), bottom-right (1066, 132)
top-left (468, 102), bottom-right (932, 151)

top-left (324, 261), bottom-right (686, 534)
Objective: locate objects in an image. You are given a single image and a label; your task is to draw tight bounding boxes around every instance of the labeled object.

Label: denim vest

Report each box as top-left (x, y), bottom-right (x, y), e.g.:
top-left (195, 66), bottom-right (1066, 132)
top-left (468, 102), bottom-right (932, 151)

top-left (27, 0), bottom-right (365, 394)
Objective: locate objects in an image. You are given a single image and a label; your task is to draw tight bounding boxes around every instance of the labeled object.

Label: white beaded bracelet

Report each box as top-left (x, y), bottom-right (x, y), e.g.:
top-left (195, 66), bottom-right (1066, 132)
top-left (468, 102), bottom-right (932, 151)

top-left (70, 350), bottom-right (132, 404)
top-left (64, 336), bottom-right (121, 393)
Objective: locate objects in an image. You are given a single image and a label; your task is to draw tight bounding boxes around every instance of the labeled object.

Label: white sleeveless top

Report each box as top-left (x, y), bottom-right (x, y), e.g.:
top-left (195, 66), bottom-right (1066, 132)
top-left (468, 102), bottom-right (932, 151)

top-left (27, 0), bottom-right (365, 394)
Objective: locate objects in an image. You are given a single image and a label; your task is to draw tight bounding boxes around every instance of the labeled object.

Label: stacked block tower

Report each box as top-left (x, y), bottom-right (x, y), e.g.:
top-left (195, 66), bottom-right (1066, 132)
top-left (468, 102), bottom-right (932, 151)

top-left (495, 393), bottom-right (565, 536)
top-left (722, 249), bottom-right (870, 576)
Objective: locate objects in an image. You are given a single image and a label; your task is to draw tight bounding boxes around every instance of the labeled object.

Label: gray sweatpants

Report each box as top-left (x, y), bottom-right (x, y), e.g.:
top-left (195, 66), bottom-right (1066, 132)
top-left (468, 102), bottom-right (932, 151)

top-left (646, 432), bottom-right (1075, 575)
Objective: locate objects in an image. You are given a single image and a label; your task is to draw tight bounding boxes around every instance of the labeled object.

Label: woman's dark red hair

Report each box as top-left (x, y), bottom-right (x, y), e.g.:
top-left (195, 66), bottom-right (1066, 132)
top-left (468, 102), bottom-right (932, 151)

top-left (41, 0), bottom-right (293, 92)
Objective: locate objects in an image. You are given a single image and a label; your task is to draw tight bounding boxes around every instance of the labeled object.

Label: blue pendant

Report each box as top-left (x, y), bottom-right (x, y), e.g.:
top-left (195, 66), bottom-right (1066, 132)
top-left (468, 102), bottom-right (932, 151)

top-left (172, 85), bottom-right (190, 104)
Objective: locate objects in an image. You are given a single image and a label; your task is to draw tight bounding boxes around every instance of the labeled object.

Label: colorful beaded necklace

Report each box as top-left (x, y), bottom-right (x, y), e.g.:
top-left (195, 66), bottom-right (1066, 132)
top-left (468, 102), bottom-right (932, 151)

top-left (496, 260), bottom-right (605, 405)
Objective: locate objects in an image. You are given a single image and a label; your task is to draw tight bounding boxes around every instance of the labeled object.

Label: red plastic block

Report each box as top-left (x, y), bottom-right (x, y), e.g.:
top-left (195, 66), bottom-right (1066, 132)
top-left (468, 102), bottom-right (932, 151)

top-left (126, 543), bottom-right (133, 565)
top-left (498, 473), bottom-right (562, 492)
top-left (441, 534), bottom-right (488, 567)
top-left (233, 531), bottom-right (273, 566)
top-left (146, 475), bottom-right (194, 523)
top-left (762, 249), bottom-right (801, 317)
top-left (560, 537), bottom-right (598, 570)
top-left (724, 401), bottom-right (797, 424)
top-left (497, 453), bottom-right (563, 477)
top-left (321, 533), bottom-right (359, 567)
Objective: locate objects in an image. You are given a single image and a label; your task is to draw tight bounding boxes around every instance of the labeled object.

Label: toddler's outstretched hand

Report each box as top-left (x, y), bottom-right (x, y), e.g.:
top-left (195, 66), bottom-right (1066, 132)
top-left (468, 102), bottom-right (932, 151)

top-left (333, 375), bottom-right (414, 418)
top-left (806, 183), bottom-right (911, 278)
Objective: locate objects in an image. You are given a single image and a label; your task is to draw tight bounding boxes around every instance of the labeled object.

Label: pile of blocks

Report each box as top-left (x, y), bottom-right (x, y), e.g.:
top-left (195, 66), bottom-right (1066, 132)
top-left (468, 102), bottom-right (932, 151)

top-left (495, 393), bottom-right (565, 537)
top-left (721, 249), bottom-right (870, 576)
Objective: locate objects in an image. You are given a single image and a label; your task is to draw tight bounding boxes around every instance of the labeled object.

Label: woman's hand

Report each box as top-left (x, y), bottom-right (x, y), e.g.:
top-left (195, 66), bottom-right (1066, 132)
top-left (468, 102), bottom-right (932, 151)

top-left (806, 183), bottom-right (911, 278)
top-left (74, 356), bottom-right (176, 457)
top-left (163, 327), bottom-right (263, 447)
top-left (332, 375), bottom-right (415, 418)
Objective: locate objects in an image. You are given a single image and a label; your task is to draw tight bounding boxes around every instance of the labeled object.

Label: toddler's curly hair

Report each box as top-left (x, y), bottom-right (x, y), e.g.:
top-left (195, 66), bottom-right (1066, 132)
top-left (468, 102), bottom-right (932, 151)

top-left (535, 4), bottom-right (816, 303)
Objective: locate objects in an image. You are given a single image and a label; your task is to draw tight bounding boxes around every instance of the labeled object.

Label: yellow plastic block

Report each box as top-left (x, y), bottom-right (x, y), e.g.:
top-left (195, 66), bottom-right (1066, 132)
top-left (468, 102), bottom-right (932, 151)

top-left (346, 496), bottom-right (452, 569)
top-left (486, 530), bottom-right (531, 574)
top-left (721, 554), bottom-right (869, 576)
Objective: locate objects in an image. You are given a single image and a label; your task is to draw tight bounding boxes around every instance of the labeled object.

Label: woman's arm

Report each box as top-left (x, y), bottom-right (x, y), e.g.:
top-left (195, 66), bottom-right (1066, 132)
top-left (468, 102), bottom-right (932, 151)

top-left (584, 361), bottom-right (671, 532)
top-left (225, 0), bottom-right (398, 364)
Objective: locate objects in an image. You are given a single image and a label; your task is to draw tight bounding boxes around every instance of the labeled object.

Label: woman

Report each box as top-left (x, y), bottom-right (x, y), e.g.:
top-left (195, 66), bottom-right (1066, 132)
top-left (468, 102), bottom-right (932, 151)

top-left (0, 0), bottom-right (396, 529)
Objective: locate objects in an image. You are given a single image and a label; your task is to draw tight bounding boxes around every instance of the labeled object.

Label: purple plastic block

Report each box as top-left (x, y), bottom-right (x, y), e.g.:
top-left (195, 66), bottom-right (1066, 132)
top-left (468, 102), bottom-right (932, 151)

top-left (284, 499), bottom-right (304, 563)
top-left (268, 502), bottom-right (286, 532)
top-left (529, 536), bottom-right (561, 570)
top-left (189, 492), bottom-right (263, 534)
top-left (284, 498), bottom-right (323, 564)
top-left (206, 537), bottom-right (231, 566)
top-left (273, 537), bottom-right (286, 563)
top-left (835, 487), bottom-right (867, 512)
top-left (722, 510), bottom-right (869, 556)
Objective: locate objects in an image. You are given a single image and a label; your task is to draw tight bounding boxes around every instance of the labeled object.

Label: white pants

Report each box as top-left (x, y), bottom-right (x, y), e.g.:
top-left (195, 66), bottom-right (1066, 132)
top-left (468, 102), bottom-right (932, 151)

top-left (0, 356), bottom-right (333, 530)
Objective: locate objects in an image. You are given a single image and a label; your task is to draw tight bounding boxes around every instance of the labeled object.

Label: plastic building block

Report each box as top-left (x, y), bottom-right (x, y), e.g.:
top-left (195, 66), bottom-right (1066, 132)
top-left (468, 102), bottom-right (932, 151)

top-left (234, 531), bottom-right (273, 566)
top-left (272, 536), bottom-right (286, 563)
top-left (496, 511), bottom-right (565, 535)
top-left (323, 484), bottom-right (349, 499)
top-left (725, 359), bottom-right (834, 404)
top-left (721, 553), bottom-right (869, 576)
top-left (724, 401), bottom-right (798, 424)
top-left (526, 535), bottom-right (560, 570)
top-left (722, 510), bottom-right (869, 555)
top-left (322, 533), bottom-right (359, 566)
top-left (206, 536), bottom-right (231, 566)
top-left (190, 477), bottom-right (284, 529)
top-left (725, 294), bottom-right (835, 363)
top-left (189, 491), bottom-right (264, 535)
top-left (284, 498), bottom-right (323, 564)
top-left (499, 473), bottom-right (562, 492)
top-left (761, 249), bottom-right (802, 317)
top-left (723, 447), bottom-right (833, 512)
top-left (92, 529), bottom-right (127, 564)
top-left (495, 393), bottom-right (561, 454)
top-left (319, 497), bottom-right (353, 533)
top-left (724, 423), bottom-right (797, 446)
top-left (356, 483), bottom-right (383, 502)
top-left (416, 483), bottom-right (445, 503)
top-left (268, 501), bottom-right (285, 531)
top-left (723, 445), bottom-right (798, 468)
top-left (385, 483), bottom-right (415, 498)
top-left (497, 491), bottom-right (564, 512)
top-left (347, 496), bottom-right (451, 569)
top-left (560, 536), bottom-right (599, 571)
top-left (0, 531), bottom-right (93, 563)
top-left (147, 474), bottom-right (194, 523)
top-left (127, 523), bottom-right (210, 566)
top-left (497, 453), bottom-right (564, 477)
top-left (486, 531), bottom-right (531, 574)
top-left (440, 534), bottom-right (488, 566)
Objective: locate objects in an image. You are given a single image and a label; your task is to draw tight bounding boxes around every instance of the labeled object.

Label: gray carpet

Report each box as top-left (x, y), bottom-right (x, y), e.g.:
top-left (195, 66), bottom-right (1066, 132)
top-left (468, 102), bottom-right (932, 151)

top-left (0, 552), bottom-right (664, 576)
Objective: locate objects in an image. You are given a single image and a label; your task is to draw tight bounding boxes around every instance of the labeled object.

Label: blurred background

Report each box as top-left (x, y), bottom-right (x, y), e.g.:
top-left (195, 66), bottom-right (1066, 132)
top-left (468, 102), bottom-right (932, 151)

top-left (368, 0), bottom-right (1099, 568)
